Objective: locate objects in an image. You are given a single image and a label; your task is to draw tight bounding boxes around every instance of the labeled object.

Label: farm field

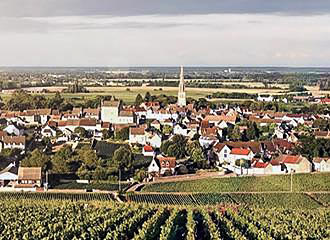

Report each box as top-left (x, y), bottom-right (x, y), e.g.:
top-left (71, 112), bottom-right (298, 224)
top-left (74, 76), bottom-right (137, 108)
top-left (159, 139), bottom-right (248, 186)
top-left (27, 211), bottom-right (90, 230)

top-left (142, 173), bottom-right (330, 193)
top-left (0, 85), bottom-right (287, 104)
top-left (0, 199), bottom-right (328, 239)
top-left (127, 192), bottom-right (327, 209)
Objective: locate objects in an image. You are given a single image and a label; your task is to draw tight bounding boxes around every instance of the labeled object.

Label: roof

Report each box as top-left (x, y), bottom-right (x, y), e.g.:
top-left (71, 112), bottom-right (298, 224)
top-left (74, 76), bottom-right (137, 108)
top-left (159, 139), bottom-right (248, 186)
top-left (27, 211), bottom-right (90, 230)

top-left (0, 131), bottom-right (8, 138)
top-left (230, 148), bottom-right (250, 155)
top-left (275, 155), bottom-right (304, 164)
top-left (130, 127), bottom-right (145, 135)
top-left (253, 161), bottom-right (269, 168)
top-left (101, 122), bottom-right (110, 129)
top-left (213, 143), bottom-right (227, 152)
top-left (83, 108), bottom-right (100, 115)
top-left (2, 136), bottom-right (25, 145)
top-left (158, 157), bottom-right (176, 169)
top-left (204, 114), bottom-right (236, 123)
top-left (119, 110), bottom-right (133, 117)
top-left (102, 101), bottom-right (120, 107)
top-left (224, 141), bottom-right (261, 154)
top-left (143, 145), bottom-right (153, 152)
top-left (313, 157), bottom-right (330, 163)
top-left (18, 167), bottom-right (42, 180)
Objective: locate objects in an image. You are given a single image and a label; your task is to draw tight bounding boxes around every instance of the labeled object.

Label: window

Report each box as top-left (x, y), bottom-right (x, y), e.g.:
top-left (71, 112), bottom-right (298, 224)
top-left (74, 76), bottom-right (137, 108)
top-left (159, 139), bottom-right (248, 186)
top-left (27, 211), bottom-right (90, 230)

top-left (224, 149), bottom-right (227, 153)
top-left (224, 154), bottom-right (227, 158)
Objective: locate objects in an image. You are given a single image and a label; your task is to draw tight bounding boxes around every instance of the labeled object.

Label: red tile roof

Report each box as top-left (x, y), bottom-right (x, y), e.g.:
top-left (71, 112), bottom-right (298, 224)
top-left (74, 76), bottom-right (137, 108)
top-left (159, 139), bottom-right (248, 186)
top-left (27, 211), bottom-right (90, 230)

top-left (144, 145), bottom-right (153, 152)
top-left (254, 161), bottom-right (269, 168)
top-left (231, 148), bottom-right (250, 155)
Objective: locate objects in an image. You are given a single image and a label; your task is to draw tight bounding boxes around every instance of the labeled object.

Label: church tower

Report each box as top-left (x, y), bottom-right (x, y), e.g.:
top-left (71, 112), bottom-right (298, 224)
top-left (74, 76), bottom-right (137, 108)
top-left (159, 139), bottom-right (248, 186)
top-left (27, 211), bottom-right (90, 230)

top-left (177, 66), bottom-right (186, 106)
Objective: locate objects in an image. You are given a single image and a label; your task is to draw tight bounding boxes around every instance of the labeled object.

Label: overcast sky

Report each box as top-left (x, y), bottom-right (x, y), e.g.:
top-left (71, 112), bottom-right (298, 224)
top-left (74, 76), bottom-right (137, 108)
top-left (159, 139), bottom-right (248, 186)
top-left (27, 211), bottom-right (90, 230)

top-left (0, 0), bottom-right (330, 67)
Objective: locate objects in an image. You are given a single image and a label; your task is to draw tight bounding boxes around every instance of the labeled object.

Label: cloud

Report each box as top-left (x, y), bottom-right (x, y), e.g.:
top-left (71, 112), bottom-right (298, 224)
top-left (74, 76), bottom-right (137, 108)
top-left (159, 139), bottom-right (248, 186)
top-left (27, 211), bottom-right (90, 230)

top-left (0, 0), bottom-right (330, 18)
top-left (0, 13), bottom-right (329, 67)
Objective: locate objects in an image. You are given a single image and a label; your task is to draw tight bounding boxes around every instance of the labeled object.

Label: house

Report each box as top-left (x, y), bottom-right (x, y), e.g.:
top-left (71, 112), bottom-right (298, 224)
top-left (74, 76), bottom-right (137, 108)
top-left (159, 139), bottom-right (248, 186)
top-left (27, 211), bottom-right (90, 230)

top-left (313, 157), bottom-right (330, 172)
top-left (252, 160), bottom-right (272, 175)
top-left (274, 154), bottom-right (312, 173)
top-left (173, 124), bottom-right (188, 136)
top-left (213, 143), bottom-right (231, 165)
top-left (83, 108), bottom-right (100, 120)
top-left (20, 109), bottom-right (51, 125)
top-left (204, 114), bottom-right (236, 125)
top-left (314, 131), bottom-right (330, 139)
top-left (257, 94), bottom-right (274, 102)
top-left (41, 125), bottom-right (57, 138)
top-left (0, 136), bottom-right (26, 150)
top-left (147, 155), bottom-right (176, 176)
top-left (229, 148), bottom-right (254, 164)
top-left (150, 120), bottom-right (161, 130)
top-left (0, 163), bottom-right (18, 187)
top-left (143, 145), bottom-right (154, 157)
top-left (15, 167), bottom-right (42, 190)
top-left (101, 100), bottom-right (135, 124)
top-left (4, 124), bottom-right (24, 136)
top-left (129, 127), bottom-right (146, 145)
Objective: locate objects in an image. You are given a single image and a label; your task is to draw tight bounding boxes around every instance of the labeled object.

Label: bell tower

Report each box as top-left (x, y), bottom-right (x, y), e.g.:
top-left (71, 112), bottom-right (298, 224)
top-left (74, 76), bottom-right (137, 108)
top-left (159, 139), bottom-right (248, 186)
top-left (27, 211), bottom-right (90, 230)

top-left (177, 66), bottom-right (186, 106)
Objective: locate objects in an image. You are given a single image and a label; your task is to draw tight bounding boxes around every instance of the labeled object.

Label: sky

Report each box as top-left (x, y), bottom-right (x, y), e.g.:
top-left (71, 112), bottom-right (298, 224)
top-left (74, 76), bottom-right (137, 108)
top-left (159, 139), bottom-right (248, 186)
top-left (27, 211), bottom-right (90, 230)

top-left (0, 0), bottom-right (330, 67)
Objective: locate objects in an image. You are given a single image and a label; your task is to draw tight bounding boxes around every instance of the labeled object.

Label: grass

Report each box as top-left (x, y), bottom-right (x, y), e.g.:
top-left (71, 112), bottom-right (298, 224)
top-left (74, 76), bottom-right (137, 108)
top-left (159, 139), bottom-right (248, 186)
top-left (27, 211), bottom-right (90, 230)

top-left (142, 172), bottom-right (330, 193)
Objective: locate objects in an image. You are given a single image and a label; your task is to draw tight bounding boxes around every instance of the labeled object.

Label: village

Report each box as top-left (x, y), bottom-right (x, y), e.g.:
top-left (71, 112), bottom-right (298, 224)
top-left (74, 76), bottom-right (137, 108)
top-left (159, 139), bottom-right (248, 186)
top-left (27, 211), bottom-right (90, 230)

top-left (0, 67), bottom-right (329, 192)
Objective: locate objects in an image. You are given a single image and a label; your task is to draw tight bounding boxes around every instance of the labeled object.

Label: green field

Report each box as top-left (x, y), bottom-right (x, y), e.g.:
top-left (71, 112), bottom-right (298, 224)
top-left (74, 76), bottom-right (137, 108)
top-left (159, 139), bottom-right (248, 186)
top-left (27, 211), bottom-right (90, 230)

top-left (142, 173), bottom-right (330, 193)
top-left (0, 198), bottom-right (328, 239)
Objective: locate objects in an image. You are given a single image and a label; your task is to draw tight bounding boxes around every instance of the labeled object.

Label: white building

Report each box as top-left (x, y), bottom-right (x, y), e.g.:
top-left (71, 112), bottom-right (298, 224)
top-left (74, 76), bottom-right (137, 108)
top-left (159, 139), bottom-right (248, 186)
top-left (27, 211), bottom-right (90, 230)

top-left (101, 100), bottom-right (134, 124)
top-left (129, 127), bottom-right (146, 145)
top-left (257, 94), bottom-right (274, 102)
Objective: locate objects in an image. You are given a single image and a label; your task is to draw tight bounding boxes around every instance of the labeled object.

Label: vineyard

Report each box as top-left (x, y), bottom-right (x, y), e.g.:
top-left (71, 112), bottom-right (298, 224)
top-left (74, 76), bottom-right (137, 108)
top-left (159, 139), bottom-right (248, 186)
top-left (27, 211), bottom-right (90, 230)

top-left (127, 192), bottom-right (328, 209)
top-left (0, 192), bottom-right (115, 202)
top-left (0, 199), bottom-right (328, 239)
top-left (142, 172), bottom-right (330, 193)
top-left (53, 182), bottom-right (131, 191)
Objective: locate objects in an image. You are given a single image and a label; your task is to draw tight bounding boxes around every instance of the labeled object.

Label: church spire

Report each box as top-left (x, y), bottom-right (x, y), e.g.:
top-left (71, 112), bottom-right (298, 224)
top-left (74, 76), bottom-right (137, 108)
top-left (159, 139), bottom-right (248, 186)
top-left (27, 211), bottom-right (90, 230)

top-left (177, 65), bottom-right (186, 106)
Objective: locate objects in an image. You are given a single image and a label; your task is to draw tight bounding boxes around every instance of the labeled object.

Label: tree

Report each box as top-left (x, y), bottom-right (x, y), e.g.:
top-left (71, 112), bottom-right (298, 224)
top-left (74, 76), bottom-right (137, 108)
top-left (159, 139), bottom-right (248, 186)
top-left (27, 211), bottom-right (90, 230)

top-left (102, 129), bottom-right (112, 139)
top-left (160, 140), bottom-right (172, 155)
top-left (115, 127), bottom-right (129, 141)
top-left (93, 166), bottom-right (107, 180)
top-left (51, 145), bottom-right (72, 173)
top-left (48, 92), bottom-right (64, 109)
top-left (135, 94), bottom-right (144, 106)
top-left (230, 125), bottom-right (242, 141)
top-left (134, 169), bottom-right (147, 182)
top-left (74, 127), bottom-right (87, 138)
top-left (112, 146), bottom-right (133, 170)
top-left (191, 148), bottom-right (208, 169)
top-left (76, 145), bottom-right (99, 167)
top-left (162, 125), bottom-right (173, 135)
top-left (77, 164), bottom-right (92, 180)
top-left (144, 92), bottom-right (151, 102)
top-left (186, 140), bottom-right (201, 156)
top-left (246, 122), bottom-right (260, 140)
top-left (21, 149), bottom-right (50, 171)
